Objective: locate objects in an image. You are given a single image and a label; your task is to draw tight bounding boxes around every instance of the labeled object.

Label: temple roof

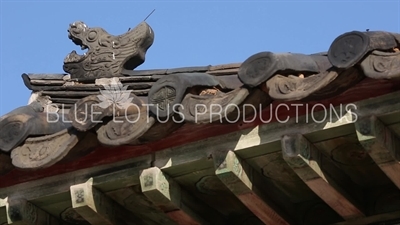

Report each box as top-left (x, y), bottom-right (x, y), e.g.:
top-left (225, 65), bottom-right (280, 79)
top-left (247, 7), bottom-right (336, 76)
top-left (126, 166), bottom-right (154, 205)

top-left (1, 22), bottom-right (400, 224)
top-left (22, 62), bottom-right (243, 110)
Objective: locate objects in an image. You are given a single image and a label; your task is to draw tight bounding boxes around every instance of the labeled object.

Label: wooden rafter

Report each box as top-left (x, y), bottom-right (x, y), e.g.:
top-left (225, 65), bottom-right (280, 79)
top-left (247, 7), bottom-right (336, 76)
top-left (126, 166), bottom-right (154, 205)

top-left (70, 178), bottom-right (143, 225)
top-left (5, 198), bottom-right (60, 225)
top-left (356, 116), bottom-right (400, 189)
top-left (213, 150), bottom-right (292, 225)
top-left (281, 134), bottom-right (365, 220)
top-left (140, 167), bottom-right (213, 225)
top-left (107, 187), bottom-right (178, 225)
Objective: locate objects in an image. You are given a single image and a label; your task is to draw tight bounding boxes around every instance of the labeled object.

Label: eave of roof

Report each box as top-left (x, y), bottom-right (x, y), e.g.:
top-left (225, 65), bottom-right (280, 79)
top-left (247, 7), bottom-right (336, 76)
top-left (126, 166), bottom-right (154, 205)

top-left (1, 76), bottom-right (399, 188)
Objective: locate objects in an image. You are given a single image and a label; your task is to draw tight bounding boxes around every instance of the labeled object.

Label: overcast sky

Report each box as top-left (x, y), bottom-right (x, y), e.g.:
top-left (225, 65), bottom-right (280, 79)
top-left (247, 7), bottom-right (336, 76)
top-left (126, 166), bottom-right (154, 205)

top-left (0, 0), bottom-right (399, 115)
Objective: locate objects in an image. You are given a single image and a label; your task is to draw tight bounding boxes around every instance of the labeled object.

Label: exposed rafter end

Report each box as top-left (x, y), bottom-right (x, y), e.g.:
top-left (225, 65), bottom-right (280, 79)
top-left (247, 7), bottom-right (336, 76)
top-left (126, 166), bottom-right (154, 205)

top-left (213, 150), bottom-right (292, 225)
top-left (356, 116), bottom-right (400, 189)
top-left (140, 167), bottom-right (218, 225)
top-left (281, 134), bottom-right (365, 221)
top-left (4, 198), bottom-right (60, 225)
top-left (70, 178), bottom-right (142, 225)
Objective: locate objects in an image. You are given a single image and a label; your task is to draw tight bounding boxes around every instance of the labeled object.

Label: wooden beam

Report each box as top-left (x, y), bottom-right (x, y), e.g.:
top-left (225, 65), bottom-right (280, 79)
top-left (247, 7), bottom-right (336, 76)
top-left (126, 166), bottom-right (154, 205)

top-left (0, 155), bottom-right (151, 203)
top-left (334, 210), bottom-right (400, 225)
top-left (213, 150), bottom-right (291, 225)
top-left (281, 134), bottom-right (365, 220)
top-left (355, 116), bottom-right (400, 189)
top-left (70, 178), bottom-right (143, 225)
top-left (5, 198), bottom-right (60, 224)
top-left (139, 167), bottom-right (210, 225)
top-left (155, 90), bottom-right (400, 177)
top-left (107, 187), bottom-right (178, 225)
top-left (0, 156), bottom-right (150, 225)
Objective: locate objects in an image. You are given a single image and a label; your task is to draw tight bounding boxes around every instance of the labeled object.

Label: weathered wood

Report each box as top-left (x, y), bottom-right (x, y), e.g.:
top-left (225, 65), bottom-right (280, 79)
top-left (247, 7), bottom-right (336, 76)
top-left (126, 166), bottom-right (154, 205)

top-left (0, 155), bottom-right (151, 207)
top-left (155, 103), bottom-right (357, 175)
top-left (107, 187), bottom-right (178, 225)
top-left (5, 198), bottom-right (60, 224)
top-left (245, 152), bottom-right (349, 224)
top-left (328, 31), bottom-right (400, 68)
top-left (0, 104), bottom-right (70, 152)
top-left (70, 178), bottom-right (142, 225)
top-left (334, 210), bottom-right (400, 225)
top-left (2, 81), bottom-right (395, 224)
top-left (314, 135), bottom-right (392, 188)
top-left (172, 167), bottom-right (258, 224)
top-left (63, 21), bottom-right (154, 80)
top-left (148, 73), bottom-right (221, 118)
top-left (92, 160), bottom-right (152, 194)
top-left (140, 167), bottom-right (209, 225)
top-left (281, 134), bottom-right (365, 220)
top-left (369, 186), bottom-right (400, 216)
top-left (213, 150), bottom-right (292, 225)
top-left (154, 84), bottom-right (400, 181)
top-left (96, 112), bottom-right (155, 146)
top-left (299, 203), bottom-right (344, 225)
top-left (59, 207), bottom-right (90, 225)
top-left (360, 50), bottom-right (400, 79)
top-left (355, 116), bottom-right (400, 189)
top-left (246, 152), bottom-right (317, 203)
top-left (238, 51), bottom-right (331, 87)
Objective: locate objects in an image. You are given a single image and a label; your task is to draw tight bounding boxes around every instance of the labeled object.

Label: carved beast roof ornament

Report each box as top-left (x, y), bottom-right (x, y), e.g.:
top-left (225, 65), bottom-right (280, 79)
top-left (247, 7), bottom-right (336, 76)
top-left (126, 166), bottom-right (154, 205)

top-left (3, 26), bottom-right (400, 173)
top-left (63, 21), bottom-right (154, 80)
